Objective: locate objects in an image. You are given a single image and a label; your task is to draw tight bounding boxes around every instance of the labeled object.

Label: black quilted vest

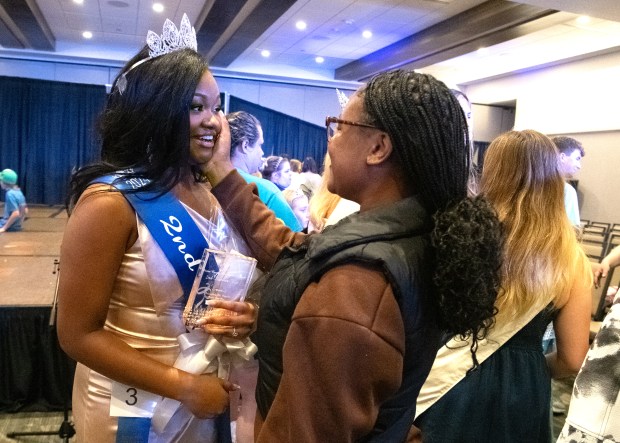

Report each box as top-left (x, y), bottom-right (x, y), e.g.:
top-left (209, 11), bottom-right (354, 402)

top-left (253, 196), bottom-right (442, 442)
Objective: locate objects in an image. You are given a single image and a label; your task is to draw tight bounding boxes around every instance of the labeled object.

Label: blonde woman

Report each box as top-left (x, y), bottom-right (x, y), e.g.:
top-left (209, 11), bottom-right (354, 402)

top-left (414, 130), bottom-right (592, 442)
top-left (282, 187), bottom-right (310, 231)
top-left (307, 154), bottom-right (359, 233)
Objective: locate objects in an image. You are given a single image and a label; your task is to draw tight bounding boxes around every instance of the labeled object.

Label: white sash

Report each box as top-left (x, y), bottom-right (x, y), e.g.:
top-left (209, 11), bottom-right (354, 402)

top-left (415, 299), bottom-right (549, 419)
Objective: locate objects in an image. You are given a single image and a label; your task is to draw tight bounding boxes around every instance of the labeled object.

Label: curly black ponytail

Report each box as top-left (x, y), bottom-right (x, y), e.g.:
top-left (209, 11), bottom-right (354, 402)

top-left (361, 70), bottom-right (503, 368)
top-left (432, 196), bottom-right (503, 368)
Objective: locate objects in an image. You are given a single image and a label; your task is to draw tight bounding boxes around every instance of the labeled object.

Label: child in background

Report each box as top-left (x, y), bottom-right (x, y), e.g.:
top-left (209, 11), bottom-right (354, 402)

top-left (283, 187), bottom-right (309, 232)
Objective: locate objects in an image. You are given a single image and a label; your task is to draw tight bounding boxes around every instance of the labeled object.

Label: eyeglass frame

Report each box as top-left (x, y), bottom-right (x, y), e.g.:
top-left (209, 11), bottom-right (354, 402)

top-left (325, 116), bottom-right (379, 141)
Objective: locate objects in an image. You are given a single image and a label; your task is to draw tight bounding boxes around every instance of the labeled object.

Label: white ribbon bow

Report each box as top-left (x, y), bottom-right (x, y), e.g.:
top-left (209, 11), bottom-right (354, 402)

top-left (151, 329), bottom-right (257, 436)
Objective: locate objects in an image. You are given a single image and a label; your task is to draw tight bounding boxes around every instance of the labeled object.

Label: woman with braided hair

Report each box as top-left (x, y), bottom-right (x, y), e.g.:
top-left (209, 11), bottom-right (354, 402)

top-left (204, 69), bottom-right (503, 442)
top-left (414, 130), bottom-right (592, 442)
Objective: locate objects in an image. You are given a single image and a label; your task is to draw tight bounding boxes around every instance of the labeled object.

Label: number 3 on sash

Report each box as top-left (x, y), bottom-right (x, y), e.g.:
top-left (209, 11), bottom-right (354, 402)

top-left (110, 382), bottom-right (160, 418)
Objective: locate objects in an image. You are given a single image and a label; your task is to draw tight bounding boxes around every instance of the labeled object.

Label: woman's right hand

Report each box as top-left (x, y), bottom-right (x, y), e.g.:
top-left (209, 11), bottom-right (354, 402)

top-left (178, 372), bottom-right (238, 418)
top-left (205, 111), bottom-right (235, 187)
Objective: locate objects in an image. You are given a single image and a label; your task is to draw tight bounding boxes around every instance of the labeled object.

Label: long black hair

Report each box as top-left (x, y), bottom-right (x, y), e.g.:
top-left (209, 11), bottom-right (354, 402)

top-left (361, 70), bottom-right (503, 366)
top-left (67, 47), bottom-right (209, 211)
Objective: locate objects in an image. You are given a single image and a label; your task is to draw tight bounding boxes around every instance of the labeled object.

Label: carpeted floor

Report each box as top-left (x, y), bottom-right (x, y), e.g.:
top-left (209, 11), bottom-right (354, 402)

top-left (0, 204), bottom-right (66, 307)
top-left (0, 380), bottom-right (575, 442)
top-left (0, 411), bottom-right (74, 443)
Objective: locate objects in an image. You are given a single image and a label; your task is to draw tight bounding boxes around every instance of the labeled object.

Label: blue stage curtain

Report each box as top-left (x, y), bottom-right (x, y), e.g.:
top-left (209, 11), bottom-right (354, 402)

top-left (228, 96), bottom-right (327, 165)
top-left (0, 76), bottom-right (106, 205)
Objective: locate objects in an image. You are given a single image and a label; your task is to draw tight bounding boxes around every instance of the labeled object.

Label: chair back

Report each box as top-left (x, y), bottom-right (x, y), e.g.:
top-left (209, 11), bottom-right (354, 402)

top-left (582, 237), bottom-right (607, 262)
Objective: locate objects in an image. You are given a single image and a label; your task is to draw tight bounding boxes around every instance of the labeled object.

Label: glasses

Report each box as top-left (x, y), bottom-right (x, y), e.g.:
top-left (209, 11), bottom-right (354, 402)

top-left (325, 116), bottom-right (379, 141)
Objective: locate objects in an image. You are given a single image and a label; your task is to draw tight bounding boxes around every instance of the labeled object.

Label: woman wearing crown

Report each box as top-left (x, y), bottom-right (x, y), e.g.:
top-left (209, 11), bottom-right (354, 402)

top-left (57, 14), bottom-right (257, 443)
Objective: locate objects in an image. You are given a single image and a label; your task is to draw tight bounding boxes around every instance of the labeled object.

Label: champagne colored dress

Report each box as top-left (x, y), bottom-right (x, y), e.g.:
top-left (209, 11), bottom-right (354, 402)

top-left (72, 196), bottom-right (250, 443)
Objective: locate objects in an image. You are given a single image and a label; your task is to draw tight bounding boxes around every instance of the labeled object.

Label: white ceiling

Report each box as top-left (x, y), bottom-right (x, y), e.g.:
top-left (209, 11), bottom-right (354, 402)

top-left (0, 0), bottom-right (619, 88)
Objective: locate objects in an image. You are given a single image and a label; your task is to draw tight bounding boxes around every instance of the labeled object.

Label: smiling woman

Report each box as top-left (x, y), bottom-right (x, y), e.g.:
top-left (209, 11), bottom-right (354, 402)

top-left (56, 14), bottom-right (259, 443)
top-left (188, 72), bottom-right (222, 167)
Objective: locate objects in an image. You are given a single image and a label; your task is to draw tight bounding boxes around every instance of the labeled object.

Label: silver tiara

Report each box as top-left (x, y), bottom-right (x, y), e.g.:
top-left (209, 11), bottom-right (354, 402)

top-left (336, 88), bottom-right (349, 110)
top-left (147, 13), bottom-right (197, 57)
top-left (117, 13), bottom-right (197, 94)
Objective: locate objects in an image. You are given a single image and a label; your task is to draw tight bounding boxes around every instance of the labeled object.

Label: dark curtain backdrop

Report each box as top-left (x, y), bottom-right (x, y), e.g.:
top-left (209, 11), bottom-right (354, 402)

top-left (0, 307), bottom-right (75, 412)
top-left (0, 76), bottom-right (106, 205)
top-left (473, 141), bottom-right (490, 175)
top-left (228, 96), bottom-right (327, 164)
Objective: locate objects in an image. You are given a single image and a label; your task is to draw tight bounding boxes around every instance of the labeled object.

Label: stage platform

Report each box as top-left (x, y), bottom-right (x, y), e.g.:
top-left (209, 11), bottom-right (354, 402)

top-left (0, 204), bottom-right (65, 306)
top-left (0, 204), bottom-right (73, 413)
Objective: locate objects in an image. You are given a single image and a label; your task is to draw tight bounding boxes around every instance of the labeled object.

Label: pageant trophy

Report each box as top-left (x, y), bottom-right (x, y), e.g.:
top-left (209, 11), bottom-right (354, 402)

top-left (183, 248), bottom-right (257, 328)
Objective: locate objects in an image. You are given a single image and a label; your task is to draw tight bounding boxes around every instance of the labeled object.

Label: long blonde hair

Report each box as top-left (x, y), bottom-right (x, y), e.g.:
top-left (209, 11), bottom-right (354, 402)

top-left (308, 154), bottom-right (340, 232)
top-left (480, 130), bottom-right (591, 318)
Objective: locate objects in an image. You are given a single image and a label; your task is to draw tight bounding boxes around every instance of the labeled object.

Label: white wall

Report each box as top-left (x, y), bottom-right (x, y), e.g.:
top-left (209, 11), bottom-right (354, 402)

top-left (216, 76), bottom-right (351, 127)
top-left (464, 49), bottom-right (620, 134)
top-left (0, 56), bottom-right (358, 128)
top-left (464, 48), bottom-right (620, 224)
top-left (471, 104), bottom-right (515, 142)
top-left (558, 130), bottom-right (620, 224)
top-left (0, 57), bottom-right (119, 85)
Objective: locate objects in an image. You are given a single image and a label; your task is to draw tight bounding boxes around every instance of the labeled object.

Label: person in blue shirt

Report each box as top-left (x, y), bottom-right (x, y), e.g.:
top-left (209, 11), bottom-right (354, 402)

top-left (553, 136), bottom-right (584, 227)
top-left (0, 168), bottom-right (28, 232)
top-left (226, 111), bottom-right (302, 231)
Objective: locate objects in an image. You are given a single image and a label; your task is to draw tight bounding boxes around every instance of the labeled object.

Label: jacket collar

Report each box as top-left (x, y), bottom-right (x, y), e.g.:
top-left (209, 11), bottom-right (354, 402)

top-left (307, 195), bottom-right (431, 260)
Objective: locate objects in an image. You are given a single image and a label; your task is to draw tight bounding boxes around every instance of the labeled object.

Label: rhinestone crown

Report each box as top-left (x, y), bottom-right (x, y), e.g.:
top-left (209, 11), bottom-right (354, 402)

top-left (116, 13), bottom-right (197, 94)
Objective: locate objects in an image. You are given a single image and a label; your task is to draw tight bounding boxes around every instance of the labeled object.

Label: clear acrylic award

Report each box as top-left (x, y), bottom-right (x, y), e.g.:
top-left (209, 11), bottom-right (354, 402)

top-left (183, 248), bottom-right (257, 328)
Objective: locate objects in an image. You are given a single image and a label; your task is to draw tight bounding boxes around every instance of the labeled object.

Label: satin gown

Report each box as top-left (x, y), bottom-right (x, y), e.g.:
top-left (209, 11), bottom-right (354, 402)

top-left (72, 197), bottom-right (250, 443)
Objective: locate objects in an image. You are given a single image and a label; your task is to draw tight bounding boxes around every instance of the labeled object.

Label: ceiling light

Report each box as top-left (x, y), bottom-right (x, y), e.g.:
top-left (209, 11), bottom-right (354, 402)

top-left (362, 30), bottom-right (372, 39)
top-left (82, 31), bottom-right (93, 39)
top-left (261, 50), bottom-right (271, 58)
top-left (576, 16), bottom-right (591, 25)
top-left (315, 56), bottom-right (324, 63)
top-left (73, 0), bottom-right (84, 4)
top-left (152, 3), bottom-right (164, 13)
top-left (296, 21), bottom-right (307, 30)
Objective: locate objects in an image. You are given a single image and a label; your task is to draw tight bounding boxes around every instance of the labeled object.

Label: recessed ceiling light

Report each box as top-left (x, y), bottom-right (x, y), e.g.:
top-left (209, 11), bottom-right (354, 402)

top-left (576, 15), bottom-right (591, 25)
top-left (82, 31), bottom-right (93, 39)
top-left (296, 20), bottom-right (307, 30)
top-left (261, 50), bottom-right (271, 58)
top-left (73, 0), bottom-right (84, 4)
top-left (362, 30), bottom-right (372, 39)
top-left (315, 56), bottom-right (324, 63)
top-left (152, 3), bottom-right (164, 13)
